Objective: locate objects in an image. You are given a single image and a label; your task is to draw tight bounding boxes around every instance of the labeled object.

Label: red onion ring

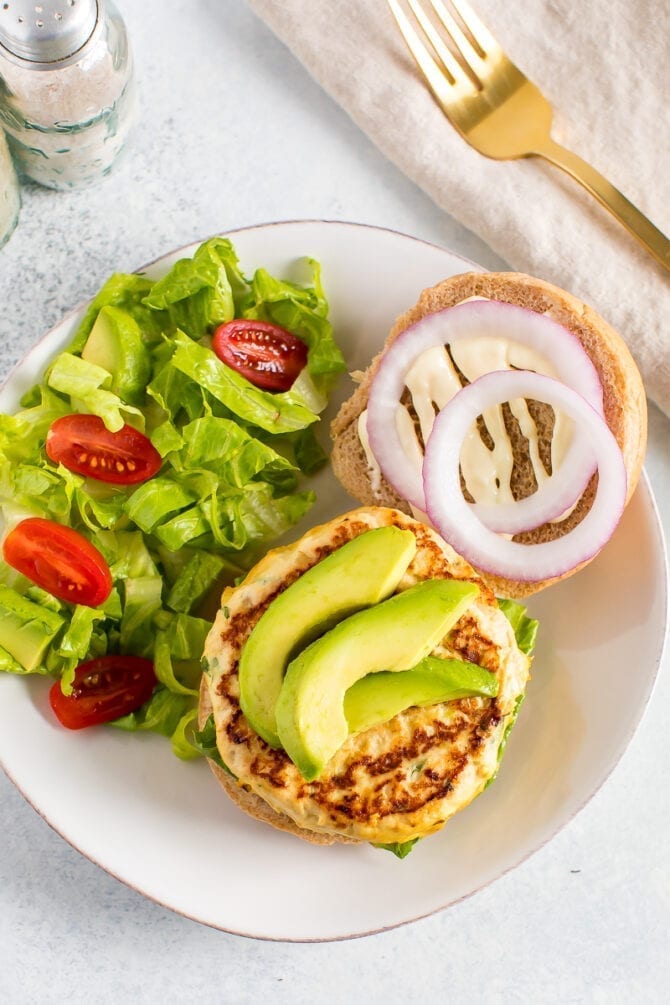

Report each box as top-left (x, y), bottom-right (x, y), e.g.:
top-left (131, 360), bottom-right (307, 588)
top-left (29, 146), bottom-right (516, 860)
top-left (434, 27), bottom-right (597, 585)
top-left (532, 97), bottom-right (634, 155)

top-left (366, 299), bottom-right (604, 529)
top-left (423, 371), bottom-right (627, 583)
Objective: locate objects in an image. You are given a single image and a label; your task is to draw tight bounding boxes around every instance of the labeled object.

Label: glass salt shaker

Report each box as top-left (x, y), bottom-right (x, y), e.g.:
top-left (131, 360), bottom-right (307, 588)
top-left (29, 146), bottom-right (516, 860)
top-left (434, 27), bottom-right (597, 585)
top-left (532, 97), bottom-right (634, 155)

top-left (0, 126), bottom-right (20, 246)
top-left (0, 0), bottom-right (136, 190)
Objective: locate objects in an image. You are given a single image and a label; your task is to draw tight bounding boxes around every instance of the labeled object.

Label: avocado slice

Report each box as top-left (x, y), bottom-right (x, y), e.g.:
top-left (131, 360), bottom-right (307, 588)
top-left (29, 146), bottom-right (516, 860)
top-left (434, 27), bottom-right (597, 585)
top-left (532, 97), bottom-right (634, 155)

top-left (275, 578), bottom-right (479, 780)
top-left (239, 526), bottom-right (417, 747)
top-left (0, 585), bottom-right (64, 672)
top-left (81, 305), bottom-right (151, 406)
top-left (344, 656), bottom-right (498, 736)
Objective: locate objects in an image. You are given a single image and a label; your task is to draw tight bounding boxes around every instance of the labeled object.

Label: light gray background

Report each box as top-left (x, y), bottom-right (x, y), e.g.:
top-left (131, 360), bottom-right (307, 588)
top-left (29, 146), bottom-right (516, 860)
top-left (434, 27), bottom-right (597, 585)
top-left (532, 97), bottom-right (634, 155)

top-left (1, 2), bottom-right (668, 1001)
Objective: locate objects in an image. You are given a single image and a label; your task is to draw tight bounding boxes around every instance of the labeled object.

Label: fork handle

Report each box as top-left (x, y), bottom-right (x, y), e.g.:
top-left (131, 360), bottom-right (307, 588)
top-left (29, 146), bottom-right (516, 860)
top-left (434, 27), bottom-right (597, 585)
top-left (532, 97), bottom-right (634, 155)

top-left (534, 137), bottom-right (670, 275)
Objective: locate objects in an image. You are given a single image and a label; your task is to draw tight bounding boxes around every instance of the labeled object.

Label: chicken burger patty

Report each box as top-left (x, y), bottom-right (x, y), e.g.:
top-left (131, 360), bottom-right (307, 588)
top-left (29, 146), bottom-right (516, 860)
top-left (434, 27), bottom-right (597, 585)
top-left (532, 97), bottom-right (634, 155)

top-left (201, 507), bottom-right (530, 846)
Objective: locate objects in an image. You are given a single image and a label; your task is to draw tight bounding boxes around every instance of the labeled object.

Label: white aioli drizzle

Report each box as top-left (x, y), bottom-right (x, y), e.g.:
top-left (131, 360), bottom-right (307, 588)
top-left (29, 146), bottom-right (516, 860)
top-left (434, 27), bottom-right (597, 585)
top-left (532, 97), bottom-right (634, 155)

top-left (357, 410), bottom-right (383, 496)
top-left (358, 299), bottom-right (575, 510)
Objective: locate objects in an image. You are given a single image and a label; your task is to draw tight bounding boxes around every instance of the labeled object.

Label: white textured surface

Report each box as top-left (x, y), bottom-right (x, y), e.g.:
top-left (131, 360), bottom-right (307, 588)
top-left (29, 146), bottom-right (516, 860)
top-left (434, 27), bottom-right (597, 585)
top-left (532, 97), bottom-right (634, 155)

top-left (0, 0), bottom-right (668, 1000)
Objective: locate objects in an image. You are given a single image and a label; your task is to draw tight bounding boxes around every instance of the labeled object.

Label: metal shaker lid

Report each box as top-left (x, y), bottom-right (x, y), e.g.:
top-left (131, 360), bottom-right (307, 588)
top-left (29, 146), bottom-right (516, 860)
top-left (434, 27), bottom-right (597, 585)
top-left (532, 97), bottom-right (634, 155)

top-left (0, 0), bottom-right (98, 63)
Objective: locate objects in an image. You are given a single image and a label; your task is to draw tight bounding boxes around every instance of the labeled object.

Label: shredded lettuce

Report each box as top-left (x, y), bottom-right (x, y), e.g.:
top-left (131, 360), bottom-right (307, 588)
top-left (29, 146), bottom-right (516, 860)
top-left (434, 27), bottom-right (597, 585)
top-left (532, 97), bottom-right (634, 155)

top-left (481, 599), bottom-right (539, 792)
top-left (0, 237), bottom-right (343, 761)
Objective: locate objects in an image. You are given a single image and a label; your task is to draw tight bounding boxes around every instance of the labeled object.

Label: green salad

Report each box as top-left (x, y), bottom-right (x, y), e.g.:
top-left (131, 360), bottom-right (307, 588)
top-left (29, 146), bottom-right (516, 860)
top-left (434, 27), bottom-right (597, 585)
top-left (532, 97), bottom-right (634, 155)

top-left (0, 237), bottom-right (346, 757)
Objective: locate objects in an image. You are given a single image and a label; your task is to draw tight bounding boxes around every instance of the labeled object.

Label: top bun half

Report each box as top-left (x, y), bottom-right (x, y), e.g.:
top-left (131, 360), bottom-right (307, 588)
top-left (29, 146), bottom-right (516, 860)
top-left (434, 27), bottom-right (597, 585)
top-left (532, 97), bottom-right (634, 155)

top-left (330, 272), bottom-right (647, 598)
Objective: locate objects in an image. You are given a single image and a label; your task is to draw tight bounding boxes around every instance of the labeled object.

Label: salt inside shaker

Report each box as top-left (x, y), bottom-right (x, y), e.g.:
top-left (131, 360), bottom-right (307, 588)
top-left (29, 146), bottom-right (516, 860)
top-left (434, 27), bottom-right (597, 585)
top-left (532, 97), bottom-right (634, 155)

top-left (0, 125), bottom-right (20, 246)
top-left (0, 0), bottom-right (136, 189)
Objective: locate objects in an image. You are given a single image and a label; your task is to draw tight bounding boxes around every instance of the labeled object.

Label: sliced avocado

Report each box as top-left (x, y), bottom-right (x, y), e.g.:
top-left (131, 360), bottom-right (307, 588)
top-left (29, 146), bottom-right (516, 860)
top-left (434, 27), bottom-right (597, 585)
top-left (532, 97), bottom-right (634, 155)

top-left (275, 578), bottom-right (479, 780)
top-left (81, 305), bottom-right (151, 406)
top-left (344, 656), bottom-right (498, 735)
top-left (0, 585), bottom-right (64, 672)
top-left (239, 526), bottom-right (418, 747)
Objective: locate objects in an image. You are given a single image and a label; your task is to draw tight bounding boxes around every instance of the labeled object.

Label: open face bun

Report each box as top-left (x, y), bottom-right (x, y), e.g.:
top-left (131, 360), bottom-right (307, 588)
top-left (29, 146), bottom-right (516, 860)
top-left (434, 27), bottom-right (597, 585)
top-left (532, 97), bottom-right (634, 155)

top-left (330, 272), bottom-right (647, 598)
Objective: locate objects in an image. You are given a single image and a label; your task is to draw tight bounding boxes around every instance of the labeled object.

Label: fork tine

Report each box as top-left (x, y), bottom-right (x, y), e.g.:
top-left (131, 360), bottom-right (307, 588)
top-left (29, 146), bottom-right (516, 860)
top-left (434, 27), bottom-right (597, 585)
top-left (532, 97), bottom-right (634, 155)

top-left (404, 0), bottom-right (471, 86)
top-left (427, 0), bottom-right (487, 78)
top-left (447, 0), bottom-right (502, 59)
top-left (387, 0), bottom-right (470, 99)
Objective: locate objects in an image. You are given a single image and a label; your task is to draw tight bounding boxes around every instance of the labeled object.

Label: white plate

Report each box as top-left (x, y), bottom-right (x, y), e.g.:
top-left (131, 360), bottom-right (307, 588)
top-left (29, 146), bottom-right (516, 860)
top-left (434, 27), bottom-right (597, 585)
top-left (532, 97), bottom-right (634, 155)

top-left (0, 221), bottom-right (667, 942)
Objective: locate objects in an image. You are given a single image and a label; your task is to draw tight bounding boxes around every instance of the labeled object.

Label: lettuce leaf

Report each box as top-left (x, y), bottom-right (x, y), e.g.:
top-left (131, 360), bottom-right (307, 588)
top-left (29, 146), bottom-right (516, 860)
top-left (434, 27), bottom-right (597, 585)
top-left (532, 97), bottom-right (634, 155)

top-left (244, 260), bottom-right (346, 390)
top-left (140, 239), bottom-right (346, 406)
top-left (110, 686), bottom-right (194, 738)
top-left (153, 631), bottom-right (199, 697)
top-left (169, 706), bottom-right (203, 760)
top-left (190, 713), bottom-right (234, 774)
top-left (292, 425), bottom-right (328, 475)
top-left (68, 273), bottom-right (167, 353)
top-left (481, 599), bottom-right (539, 791)
top-left (0, 385), bottom-right (70, 461)
top-left (46, 353), bottom-right (143, 432)
top-left (166, 552), bottom-right (227, 614)
top-left (498, 598), bottom-right (539, 656)
top-left (373, 839), bottom-right (420, 859)
top-left (124, 477), bottom-right (197, 532)
top-left (120, 577), bottom-right (164, 657)
top-left (168, 334), bottom-right (319, 435)
top-left (142, 238), bottom-right (247, 339)
top-left (174, 415), bottom-right (298, 489)
top-left (95, 530), bottom-right (160, 580)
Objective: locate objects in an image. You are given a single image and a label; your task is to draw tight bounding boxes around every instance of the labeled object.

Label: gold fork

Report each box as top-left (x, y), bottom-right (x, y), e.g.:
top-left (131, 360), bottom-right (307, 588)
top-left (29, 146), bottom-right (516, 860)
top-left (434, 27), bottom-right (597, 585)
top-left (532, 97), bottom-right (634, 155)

top-left (388, 0), bottom-right (670, 274)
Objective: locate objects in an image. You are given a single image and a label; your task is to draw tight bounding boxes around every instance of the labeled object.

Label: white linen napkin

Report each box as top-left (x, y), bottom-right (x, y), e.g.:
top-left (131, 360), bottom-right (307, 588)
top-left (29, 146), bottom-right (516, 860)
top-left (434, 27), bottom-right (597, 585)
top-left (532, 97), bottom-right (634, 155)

top-left (247, 0), bottom-right (670, 416)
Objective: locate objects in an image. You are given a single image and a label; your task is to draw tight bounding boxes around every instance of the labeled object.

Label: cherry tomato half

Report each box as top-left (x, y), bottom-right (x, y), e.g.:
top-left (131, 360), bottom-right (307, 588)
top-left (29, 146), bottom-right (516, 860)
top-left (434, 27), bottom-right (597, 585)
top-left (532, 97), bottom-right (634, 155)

top-left (212, 319), bottom-right (308, 392)
top-left (46, 414), bottom-right (162, 485)
top-left (3, 517), bottom-right (112, 607)
top-left (49, 655), bottom-right (156, 729)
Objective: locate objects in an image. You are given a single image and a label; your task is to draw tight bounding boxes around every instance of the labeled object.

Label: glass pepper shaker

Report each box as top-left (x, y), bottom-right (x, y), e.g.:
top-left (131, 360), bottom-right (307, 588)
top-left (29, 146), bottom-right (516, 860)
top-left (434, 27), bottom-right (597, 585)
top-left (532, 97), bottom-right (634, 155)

top-left (0, 125), bottom-right (20, 246)
top-left (0, 0), bottom-right (136, 190)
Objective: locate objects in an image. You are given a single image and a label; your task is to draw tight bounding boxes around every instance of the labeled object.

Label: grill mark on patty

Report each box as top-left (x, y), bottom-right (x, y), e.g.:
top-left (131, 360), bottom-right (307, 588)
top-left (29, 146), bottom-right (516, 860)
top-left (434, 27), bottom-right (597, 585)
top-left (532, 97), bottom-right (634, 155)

top-left (291, 704), bottom-right (503, 820)
top-left (332, 711), bottom-right (501, 820)
top-left (217, 520), bottom-right (370, 652)
top-left (225, 707), bottom-right (253, 745)
top-left (406, 524), bottom-right (496, 605)
top-left (449, 613), bottom-right (502, 670)
top-left (250, 755), bottom-right (289, 790)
